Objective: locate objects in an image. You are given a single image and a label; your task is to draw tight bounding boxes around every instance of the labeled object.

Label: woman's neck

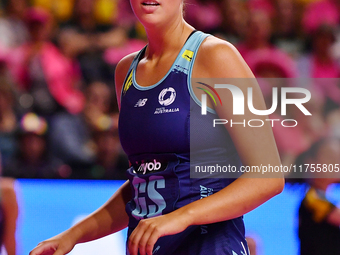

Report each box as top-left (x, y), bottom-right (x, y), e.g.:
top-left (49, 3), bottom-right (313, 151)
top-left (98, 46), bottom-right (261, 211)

top-left (144, 19), bottom-right (194, 59)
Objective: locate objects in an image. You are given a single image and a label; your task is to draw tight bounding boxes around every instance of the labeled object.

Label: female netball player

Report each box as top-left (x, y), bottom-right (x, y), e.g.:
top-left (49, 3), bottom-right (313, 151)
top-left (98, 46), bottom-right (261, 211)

top-left (30, 1), bottom-right (284, 255)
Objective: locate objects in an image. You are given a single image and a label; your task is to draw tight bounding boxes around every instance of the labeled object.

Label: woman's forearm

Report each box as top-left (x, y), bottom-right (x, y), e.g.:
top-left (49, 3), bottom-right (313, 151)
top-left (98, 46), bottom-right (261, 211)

top-left (175, 176), bottom-right (284, 227)
top-left (30, 181), bottom-right (132, 255)
top-left (68, 181), bottom-right (132, 244)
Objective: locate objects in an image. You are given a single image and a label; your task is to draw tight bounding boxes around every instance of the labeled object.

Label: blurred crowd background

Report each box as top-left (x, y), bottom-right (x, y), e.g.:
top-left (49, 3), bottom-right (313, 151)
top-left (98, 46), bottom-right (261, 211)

top-left (0, 1), bottom-right (339, 255)
top-left (0, 0), bottom-right (339, 180)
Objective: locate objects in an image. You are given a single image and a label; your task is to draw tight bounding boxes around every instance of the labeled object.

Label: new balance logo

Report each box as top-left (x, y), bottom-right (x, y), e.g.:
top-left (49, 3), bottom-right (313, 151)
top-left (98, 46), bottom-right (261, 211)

top-left (134, 98), bottom-right (148, 107)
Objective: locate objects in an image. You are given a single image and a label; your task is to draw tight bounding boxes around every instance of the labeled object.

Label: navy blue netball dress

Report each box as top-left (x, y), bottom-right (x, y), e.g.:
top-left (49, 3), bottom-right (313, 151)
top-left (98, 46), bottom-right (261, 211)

top-left (119, 31), bottom-right (250, 255)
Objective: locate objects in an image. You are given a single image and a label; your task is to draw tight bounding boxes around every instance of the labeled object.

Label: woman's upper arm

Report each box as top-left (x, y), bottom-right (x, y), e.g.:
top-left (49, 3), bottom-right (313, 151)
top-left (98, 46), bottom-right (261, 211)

top-left (114, 53), bottom-right (138, 109)
top-left (195, 37), bottom-right (282, 178)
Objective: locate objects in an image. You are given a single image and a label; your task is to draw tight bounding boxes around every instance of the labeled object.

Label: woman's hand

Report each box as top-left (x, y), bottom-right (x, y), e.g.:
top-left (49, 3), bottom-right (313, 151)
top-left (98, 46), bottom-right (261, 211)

top-left (30, 181), bottom-right (131, 255)
top-left (128, 211), bottom-right (191, 255)
top-left (29, 231), bottom-right (78, 255)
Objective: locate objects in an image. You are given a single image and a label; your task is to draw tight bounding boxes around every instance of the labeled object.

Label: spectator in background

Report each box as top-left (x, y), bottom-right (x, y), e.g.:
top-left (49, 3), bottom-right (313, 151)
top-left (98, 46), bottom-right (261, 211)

top-left (8, 7), bottom-right (84, 117)
top-left (86, 81), bottom-right (118, 124)
top-left (298, 24), bottom-right (339, 79)
top-left (115, 0), bottom-right (148, 42)
top-left (297, 0), bottom-right (340, 115)
top-left (297, 24), bottom-right (340, 115)
top-left (301, 0), bottom-right (339, 36)
top-left (326, 104), bottom-right (340, 139)
top-left (30, 0), bottom-right (74, 24)
top-left (279, 89), bottom-right (328, 165)
top-left (290, 138), bottom-right (340, 255)
top-left (0, 71), bottom-right (18, 168)
top-left (57, 0), bottom-right (127, 84)
top-left (83, 81), bottom-right (117, 128)
top-left (216, 0), bottom-right (248, 43)
top-left (49, 81), bottom-right (117, 177)
top-left (245, 48), bottom-right (328, 166)
top-left (298, 24), bottom-right (340, 115)
top-left (236, 7), bottom-right (274, 59)
top-left (271, 0), bottom-right (304, 57)
top-left (89, 115), bottom-right (129, 180)
top-left (3, 113), bottom-right (66, 179)
top-left (0, 0), bottom-right (29, 50)
top-left (245, 48), bottom-right (297, 78)
top-left (116, 0), bottom-right (139, 29)
top-left (184, 0), bottom-right (222, 34)
top-left (48, 109), bottom-right (95, 178)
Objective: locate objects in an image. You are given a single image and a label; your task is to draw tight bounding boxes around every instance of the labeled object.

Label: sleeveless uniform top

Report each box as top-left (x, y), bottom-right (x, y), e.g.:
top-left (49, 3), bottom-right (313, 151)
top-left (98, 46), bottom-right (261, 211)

top-left (119, 31), bottom-right (249, 255)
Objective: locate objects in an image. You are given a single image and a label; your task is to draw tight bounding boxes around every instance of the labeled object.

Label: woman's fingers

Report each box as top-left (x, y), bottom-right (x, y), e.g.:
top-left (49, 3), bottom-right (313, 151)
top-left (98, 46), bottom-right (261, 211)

top-left (139, 225), bottom-right (160, 255)
top-left (29, 242), bottom-right (58, 255)
top-left (30, 238), bottom-right (73, 255)
top-left (145, 228), bottom-right (160, 255)
top-left (128, 219), bottom-right (161, 255)
top-left (128, 212), bottom-right (191, 255)
top-left (128, 229), bottom-right (142, 255)
top-left (53, 247), bottom-right (69, 255)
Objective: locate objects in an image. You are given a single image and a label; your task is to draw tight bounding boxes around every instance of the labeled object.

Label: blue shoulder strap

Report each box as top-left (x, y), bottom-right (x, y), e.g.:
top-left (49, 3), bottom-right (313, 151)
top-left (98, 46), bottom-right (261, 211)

top-left (173, 31), bottom-right (210, 75)
top-left (129, 31), bottom-right (209, 76)
top-left (121, 31), bottom-right (210, 97)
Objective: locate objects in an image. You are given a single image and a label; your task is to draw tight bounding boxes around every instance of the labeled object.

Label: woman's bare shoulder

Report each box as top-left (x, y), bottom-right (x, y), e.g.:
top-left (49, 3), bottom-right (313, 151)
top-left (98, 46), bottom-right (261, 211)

top-left (195, 36), bottom-right (254, 78)
top-left (115, 52), bottom-right (139, 107)
top-left (115, 52), bottom-right (139, 86)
